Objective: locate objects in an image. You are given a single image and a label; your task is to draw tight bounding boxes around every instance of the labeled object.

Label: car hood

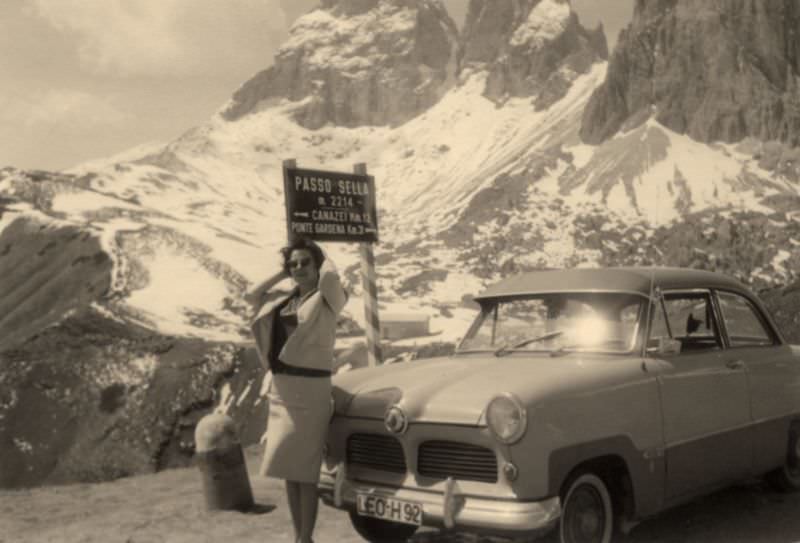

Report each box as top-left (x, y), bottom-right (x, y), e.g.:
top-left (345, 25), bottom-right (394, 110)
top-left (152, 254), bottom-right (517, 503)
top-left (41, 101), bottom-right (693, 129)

top-left (332, 353), bottom-right (628, 426)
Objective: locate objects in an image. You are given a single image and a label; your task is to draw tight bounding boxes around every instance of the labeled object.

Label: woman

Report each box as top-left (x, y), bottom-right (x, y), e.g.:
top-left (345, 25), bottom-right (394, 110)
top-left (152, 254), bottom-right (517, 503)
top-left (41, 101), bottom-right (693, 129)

top-left (249, 238), bottom-right (347, 543)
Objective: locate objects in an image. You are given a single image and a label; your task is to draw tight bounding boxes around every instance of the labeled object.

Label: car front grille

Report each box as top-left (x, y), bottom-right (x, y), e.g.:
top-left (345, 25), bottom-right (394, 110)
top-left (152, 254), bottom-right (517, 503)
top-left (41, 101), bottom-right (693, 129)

top-left (346, 433), bottom-right (406, 473)
top-left (417, 440), bottom-right (498, 483)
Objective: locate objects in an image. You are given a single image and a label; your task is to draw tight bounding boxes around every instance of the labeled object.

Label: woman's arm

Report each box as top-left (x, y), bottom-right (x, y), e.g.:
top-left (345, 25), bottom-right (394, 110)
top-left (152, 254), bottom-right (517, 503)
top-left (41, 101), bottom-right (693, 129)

top-left (318, 258), bottom-right (348, 315)
top-left (244, 269), bottom-right (289, 308)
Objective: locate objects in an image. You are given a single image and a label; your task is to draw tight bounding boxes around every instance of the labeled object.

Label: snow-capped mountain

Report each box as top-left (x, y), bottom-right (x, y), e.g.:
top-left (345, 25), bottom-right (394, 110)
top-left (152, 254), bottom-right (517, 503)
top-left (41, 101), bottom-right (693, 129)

top-left (2, 0), bottom-right (800, 487)
top-left (5, 0), bottom-right (798, 344)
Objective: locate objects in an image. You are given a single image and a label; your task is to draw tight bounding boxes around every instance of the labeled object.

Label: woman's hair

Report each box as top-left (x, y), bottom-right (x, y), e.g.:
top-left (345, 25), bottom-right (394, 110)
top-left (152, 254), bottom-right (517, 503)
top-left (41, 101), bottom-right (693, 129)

top-left (281, 237), bottom-right (325, 275)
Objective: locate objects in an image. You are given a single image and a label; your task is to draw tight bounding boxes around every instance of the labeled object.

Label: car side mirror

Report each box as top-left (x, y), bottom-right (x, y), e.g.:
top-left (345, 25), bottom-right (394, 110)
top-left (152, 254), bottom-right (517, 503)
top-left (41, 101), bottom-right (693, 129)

top-left (647, 337), bottom-right (682, 356)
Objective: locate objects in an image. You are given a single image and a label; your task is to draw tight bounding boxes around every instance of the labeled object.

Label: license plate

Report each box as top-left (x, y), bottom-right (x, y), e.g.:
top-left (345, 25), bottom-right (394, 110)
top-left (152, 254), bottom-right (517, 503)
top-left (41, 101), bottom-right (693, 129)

top-left (356, 493), bottom-right (423, 526)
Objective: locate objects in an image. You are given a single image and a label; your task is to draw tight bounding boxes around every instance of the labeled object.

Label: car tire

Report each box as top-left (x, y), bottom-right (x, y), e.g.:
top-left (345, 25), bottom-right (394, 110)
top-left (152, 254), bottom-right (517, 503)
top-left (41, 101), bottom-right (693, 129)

top-left (766, 422), bottom-right (800, 492)
top-left (348, 510), bottom-right (419, 543)
top-left (559, 472), bottom-right (614, 543)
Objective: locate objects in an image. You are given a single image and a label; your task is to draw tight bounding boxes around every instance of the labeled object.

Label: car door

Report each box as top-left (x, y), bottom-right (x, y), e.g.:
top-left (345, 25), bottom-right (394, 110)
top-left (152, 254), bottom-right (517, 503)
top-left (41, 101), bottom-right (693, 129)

top-left (649, 289), bottom-right (752, 502)
top-left (714, 289), bottom-right (800, 474)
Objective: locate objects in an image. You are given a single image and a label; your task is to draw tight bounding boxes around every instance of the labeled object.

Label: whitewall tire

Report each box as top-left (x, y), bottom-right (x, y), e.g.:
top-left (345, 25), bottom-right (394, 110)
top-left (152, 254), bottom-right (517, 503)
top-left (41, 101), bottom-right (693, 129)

top-left (560, 472), bottom-right (614, 543)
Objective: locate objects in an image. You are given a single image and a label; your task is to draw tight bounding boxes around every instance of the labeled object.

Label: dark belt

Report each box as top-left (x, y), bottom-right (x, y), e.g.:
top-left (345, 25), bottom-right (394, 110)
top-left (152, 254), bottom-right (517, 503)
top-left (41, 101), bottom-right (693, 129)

top-left (274, 363), bottom-right (331, 378)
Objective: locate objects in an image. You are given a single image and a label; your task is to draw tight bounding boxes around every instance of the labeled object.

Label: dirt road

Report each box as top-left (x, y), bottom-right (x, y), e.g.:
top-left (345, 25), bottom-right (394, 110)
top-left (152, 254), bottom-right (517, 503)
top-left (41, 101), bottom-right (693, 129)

top-left (2, 447), bottom-right (800, 543)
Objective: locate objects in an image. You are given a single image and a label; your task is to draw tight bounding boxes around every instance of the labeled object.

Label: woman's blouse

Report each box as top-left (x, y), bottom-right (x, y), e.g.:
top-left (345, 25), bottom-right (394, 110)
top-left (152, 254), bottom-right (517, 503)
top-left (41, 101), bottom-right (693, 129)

top-left (270, 290), bottom-right (330, 377)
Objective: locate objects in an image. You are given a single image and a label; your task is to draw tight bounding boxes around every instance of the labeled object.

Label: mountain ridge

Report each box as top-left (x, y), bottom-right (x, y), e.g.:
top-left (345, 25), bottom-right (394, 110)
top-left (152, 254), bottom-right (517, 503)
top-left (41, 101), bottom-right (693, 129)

top-left (222, 0), bottom-right (460, 128)
top-left (581, 0), bottom-right (800, 147)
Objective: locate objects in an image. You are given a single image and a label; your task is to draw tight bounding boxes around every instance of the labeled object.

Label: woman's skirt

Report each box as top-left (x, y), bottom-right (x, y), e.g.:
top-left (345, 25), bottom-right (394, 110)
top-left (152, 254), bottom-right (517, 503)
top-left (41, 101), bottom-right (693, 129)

top-left (259, 372), bottom-right (332, 484)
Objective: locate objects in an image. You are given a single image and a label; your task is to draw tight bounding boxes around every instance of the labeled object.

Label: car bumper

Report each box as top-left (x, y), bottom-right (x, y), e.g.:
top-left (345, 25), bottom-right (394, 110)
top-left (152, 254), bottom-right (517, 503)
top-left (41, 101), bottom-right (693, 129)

top-left (318, 467), bottom-right (561, 536)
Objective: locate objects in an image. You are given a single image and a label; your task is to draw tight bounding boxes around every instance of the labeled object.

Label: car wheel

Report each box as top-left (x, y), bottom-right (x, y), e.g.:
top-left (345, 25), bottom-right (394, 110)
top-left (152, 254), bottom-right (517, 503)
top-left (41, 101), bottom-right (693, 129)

top-left (560, 472), bottom-right (614, 543)
top-left (348, 511), bottom-right (418, 543)
top-left (766, 422), bottom-right (800, 492)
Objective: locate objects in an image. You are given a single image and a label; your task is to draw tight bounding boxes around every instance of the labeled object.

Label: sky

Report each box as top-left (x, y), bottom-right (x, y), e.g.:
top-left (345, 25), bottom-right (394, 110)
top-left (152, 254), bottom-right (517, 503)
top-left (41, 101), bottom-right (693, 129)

top-left (0, 0), bottom-right (634, 172)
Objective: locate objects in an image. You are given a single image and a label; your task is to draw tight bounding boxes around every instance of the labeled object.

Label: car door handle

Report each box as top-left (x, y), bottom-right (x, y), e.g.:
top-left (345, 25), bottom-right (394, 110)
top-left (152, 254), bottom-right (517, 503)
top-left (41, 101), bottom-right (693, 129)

top-left (726, 359), bottom-right (745, 370)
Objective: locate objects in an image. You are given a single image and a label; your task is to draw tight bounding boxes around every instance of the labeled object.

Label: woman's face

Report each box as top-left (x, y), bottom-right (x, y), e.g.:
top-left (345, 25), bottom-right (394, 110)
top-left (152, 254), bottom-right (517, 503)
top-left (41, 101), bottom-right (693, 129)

top-left (287, 248), bottom-right (319, 290)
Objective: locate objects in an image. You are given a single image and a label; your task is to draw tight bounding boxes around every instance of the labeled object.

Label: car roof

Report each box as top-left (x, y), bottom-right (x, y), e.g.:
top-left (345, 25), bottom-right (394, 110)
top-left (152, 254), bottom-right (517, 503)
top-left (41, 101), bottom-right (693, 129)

top-left (474, 267), bottom-right (750, 300)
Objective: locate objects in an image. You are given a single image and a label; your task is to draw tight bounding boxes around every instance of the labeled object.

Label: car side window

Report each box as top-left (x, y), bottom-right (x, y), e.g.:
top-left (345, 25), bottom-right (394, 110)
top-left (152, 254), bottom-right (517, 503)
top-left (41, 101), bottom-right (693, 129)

top-left (717, 291), bottom-right (776, 348)
top-left (648, 298), bottom-right (671, 349)
top-left (660, 292), bottom-right (722, 352)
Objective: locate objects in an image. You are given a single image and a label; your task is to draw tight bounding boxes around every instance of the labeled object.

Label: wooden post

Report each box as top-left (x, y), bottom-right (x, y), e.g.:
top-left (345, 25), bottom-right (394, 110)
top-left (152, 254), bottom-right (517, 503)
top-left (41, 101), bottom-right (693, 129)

top-left (283, 159), bottom-right (297, 243)
top-left (355, 163), bottom-right (382, 366)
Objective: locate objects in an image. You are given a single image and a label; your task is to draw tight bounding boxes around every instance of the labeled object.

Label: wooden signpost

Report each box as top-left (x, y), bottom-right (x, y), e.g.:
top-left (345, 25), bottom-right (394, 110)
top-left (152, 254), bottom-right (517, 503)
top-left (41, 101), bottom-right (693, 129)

top-left (282, 159), bottom-right (382, 366)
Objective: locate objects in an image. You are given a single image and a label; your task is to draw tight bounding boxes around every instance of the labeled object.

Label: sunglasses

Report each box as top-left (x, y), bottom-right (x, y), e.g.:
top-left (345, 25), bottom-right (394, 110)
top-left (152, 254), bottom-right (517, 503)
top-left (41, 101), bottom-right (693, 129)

top-left (288, 257), bottom-right (312, 270)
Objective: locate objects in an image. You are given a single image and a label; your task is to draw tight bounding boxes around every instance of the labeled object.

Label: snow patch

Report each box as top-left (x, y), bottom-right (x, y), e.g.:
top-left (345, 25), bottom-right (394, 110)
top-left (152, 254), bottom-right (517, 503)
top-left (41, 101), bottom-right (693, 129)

top-left (772, 249), bottom-right (792, 275)
top-left (131, 354), bottom-right (157, 378)
top-left (124, 247), bottom-right (240, 341)
top-left (510, 0), bottom-right (571, 48)
top-left (426, 272), bottom-right (486, 306)
top-left (429, 306), bottom-right (478, 344)
top-left (93, 354), bottom-right (158, 389)
top-left (90, 302), bottom-right (127, 324)
top-left (567, 143), bottom-right (595, 170)
top-left (51, 190), bottom-right (140, 215)
top-left (13, 437), bottom-right (34, 454)
top-left (96, 218), bottom-right (147, 298)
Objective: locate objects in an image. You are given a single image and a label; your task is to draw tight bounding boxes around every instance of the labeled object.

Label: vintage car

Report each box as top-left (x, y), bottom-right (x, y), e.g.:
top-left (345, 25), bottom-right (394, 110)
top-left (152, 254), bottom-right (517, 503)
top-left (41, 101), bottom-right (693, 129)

top-left (317, 268), bottom-right (800, 543)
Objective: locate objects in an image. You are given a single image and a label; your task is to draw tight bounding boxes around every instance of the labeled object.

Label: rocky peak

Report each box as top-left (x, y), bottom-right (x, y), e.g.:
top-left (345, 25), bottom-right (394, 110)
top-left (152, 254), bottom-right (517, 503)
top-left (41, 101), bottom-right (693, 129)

top-left (459, 0), bottom-right (608, 108)
top-left (581, 0), bottom-right (800, 146)
top-left (319, 0), bottom-right (383, 15)
top-left (221, 0), bottom-right (459, 129)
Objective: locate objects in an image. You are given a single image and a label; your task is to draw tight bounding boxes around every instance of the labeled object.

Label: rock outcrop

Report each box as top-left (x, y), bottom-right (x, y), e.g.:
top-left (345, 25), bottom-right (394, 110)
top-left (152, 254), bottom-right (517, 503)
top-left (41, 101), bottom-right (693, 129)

top-left (0, 218), bottom-right (112, 353)
top-left (222, 0), bottom-right (459, 128)
top-left (581, 0), bottom-right (800, 145)
top-left (0, 305), bottom-right (266, 488)
top-left (460, 0), bottom-right (607, 108)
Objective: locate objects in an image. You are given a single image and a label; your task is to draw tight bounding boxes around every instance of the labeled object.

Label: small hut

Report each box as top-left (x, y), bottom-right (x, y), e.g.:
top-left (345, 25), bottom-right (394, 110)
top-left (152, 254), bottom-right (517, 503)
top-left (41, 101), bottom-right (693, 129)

top-left (380, 313), bottom-right (430, 340)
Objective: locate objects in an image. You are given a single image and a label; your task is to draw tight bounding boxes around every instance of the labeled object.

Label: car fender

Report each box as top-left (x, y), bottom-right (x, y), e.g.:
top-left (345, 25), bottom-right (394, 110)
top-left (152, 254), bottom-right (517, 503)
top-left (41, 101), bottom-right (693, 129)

top-left (547, 435), bottom-right (665, 520)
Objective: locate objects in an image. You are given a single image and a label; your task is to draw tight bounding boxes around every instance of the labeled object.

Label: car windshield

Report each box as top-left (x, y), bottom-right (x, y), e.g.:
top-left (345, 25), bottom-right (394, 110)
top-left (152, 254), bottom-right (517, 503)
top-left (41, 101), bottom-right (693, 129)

top-left (457, 292), bottom-right (646, 355)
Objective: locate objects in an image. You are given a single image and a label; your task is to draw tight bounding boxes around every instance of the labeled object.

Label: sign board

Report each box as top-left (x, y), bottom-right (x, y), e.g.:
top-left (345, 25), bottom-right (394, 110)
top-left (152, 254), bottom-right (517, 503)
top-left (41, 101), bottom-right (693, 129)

top-left (283, 166), bottom-right (379, 243)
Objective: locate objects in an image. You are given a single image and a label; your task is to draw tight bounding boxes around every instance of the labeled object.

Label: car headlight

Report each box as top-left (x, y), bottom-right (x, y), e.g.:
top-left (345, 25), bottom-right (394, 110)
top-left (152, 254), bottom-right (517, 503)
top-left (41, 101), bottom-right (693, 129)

top-left (486, 393), bottom-right (527, 444)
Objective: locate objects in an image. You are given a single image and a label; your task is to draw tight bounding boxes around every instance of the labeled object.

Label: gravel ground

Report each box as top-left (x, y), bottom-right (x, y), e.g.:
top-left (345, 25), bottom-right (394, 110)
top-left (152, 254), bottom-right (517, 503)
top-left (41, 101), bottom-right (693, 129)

top-left (2, 446), bottom-right (800, 543)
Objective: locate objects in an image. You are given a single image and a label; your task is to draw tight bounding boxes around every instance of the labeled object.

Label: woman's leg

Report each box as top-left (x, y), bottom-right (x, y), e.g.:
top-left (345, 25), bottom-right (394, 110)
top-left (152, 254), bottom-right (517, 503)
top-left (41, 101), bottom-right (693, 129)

top-left (297, 481), bottom-right (319, 543)
top-left (285, 480), bottom-right (301, 540)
